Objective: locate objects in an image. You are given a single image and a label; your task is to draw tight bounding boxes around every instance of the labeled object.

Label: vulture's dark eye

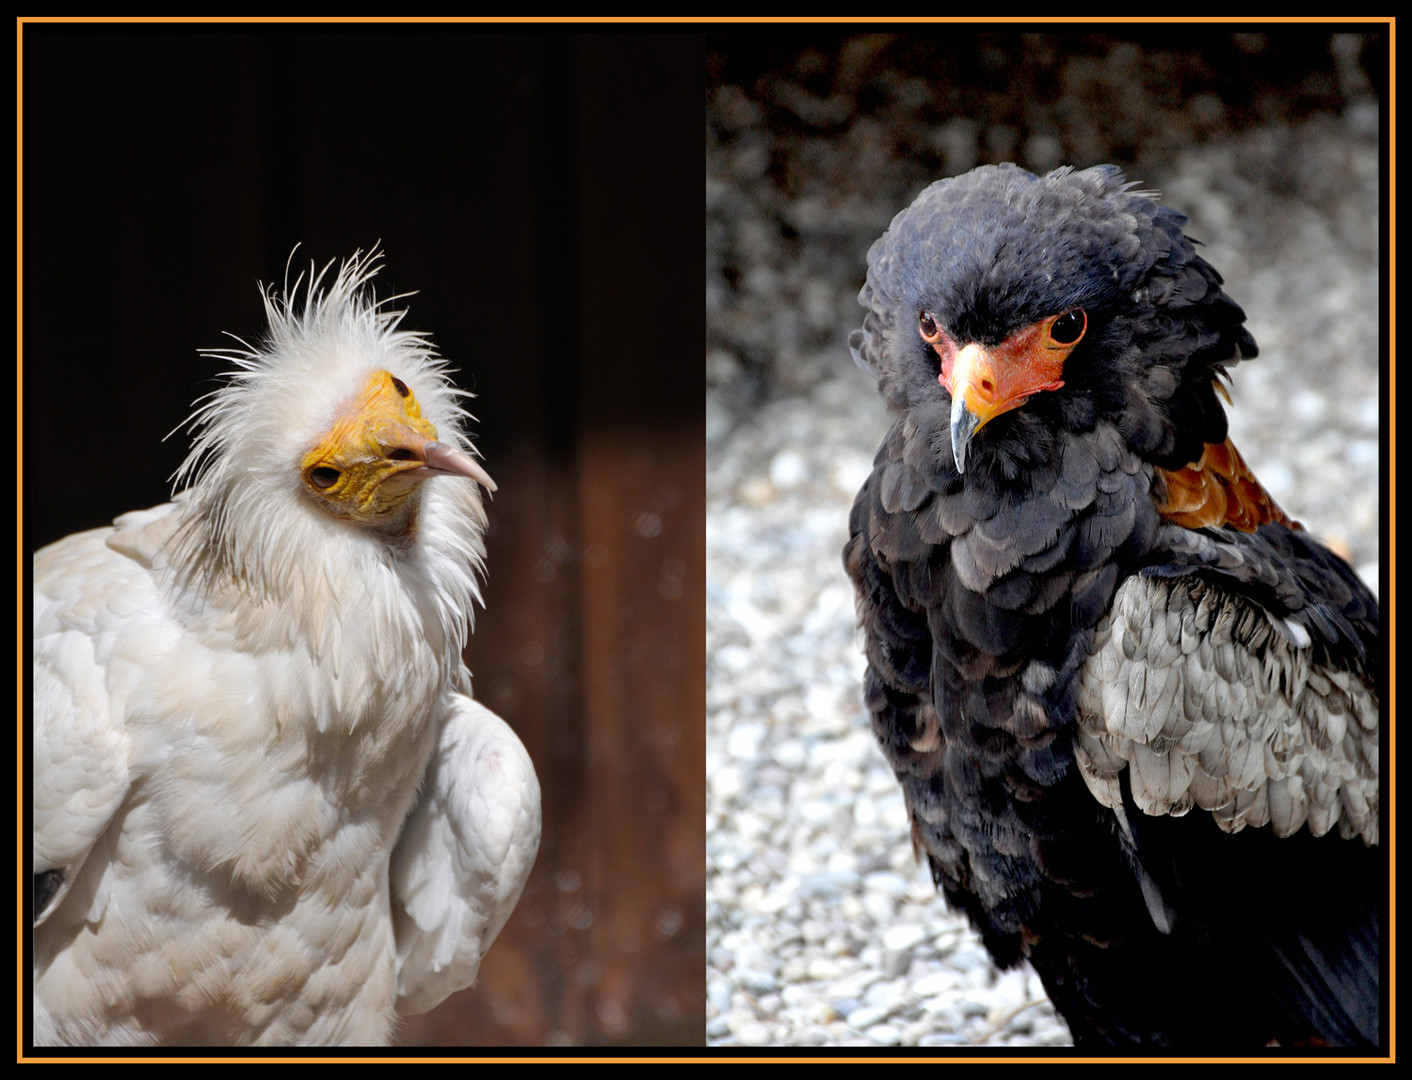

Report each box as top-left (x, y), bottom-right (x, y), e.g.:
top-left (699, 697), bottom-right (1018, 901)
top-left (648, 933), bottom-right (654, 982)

top-left (391, 376), bottom-right (410, 398)
top-left (1047, 309), bottom-right (1087, 346)
top-left (309, 466), bottom-right (341, 490)
top-left (918, 312), bottom-right (942, 343)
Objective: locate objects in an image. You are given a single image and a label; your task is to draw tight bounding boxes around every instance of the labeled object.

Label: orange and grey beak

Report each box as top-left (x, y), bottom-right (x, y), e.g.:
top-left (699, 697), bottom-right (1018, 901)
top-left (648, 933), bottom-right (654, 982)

top-left (948, 343), bottom-right (1002, 473)
top-left (942, 331), bottom-right (1070, 472)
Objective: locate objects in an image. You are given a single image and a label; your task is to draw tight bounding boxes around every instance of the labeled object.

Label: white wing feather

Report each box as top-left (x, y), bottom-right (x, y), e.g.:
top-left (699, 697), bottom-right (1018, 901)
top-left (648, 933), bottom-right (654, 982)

top-left (31, 525), bottom-right (141, 929)
top-left (392, 693), bottom-right (541, 1016)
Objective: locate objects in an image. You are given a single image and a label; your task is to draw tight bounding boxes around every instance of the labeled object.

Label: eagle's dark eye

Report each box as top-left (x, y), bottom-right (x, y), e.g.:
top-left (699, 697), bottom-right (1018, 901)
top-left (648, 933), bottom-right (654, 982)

top-left (1048, 309), bottom-right (1087, 346)
top-left (309, 466), bottom-right (341, 490)
top-left (918, 312), bottom-right (942, 343)
top-left (391, 376), bottom-right (410, 398)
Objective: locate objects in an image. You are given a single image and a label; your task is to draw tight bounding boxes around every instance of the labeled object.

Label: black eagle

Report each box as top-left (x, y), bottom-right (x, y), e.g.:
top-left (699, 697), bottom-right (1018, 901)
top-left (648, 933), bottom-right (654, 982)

top-left (844, 164), bottom-right (1380, 1048)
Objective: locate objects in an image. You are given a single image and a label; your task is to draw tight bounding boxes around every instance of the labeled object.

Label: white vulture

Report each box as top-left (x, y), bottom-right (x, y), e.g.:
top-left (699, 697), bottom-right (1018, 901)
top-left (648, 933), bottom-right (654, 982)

top-left (30, 250), bottom-right (541, 1047)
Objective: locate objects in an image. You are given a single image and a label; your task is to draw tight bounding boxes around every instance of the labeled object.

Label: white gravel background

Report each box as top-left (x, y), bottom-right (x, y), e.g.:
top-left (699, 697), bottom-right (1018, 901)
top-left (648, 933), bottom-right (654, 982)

top-left (706, 34), bottom-right (1383, 1051)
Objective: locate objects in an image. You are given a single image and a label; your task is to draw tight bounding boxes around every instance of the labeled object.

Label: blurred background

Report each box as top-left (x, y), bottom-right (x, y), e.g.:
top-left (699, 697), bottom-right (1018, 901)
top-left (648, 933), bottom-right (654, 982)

top-left (706, 29), bottom-right (1385, 1046)
top-left (23, 27), bottom-right (704, 1047)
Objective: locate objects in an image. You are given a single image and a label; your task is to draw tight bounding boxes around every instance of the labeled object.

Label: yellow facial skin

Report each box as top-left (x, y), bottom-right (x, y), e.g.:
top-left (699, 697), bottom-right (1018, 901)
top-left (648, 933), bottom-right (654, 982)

top-left (299, 370), bottom-right (495, 527)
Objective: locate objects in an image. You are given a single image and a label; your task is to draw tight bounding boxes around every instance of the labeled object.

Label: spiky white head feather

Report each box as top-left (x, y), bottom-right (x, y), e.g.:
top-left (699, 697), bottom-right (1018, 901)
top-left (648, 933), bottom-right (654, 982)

top-left (165, 248), bottom-right (493, 671)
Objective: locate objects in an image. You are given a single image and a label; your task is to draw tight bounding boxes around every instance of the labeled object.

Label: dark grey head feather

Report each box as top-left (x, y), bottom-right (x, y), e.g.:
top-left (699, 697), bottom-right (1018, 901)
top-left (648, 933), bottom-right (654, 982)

top-left (852, 164), bottom-right (1257, 473)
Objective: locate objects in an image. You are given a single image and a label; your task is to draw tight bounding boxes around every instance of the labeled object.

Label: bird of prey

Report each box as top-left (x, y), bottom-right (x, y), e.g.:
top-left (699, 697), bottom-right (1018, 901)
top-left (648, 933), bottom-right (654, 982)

top-left (31, 251), bottom-right (541, 1046)
top-left (844, 164), bottom-right (1380, 1048)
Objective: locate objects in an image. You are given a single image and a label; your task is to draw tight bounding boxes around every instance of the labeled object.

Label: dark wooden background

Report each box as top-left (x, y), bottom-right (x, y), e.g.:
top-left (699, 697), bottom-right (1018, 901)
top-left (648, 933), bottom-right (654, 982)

top-left (22, 27), bottom-right (705, 1048)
